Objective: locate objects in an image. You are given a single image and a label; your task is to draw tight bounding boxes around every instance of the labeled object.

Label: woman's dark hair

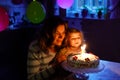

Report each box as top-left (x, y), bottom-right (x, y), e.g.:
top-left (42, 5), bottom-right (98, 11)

top-left (37, 16), bottom-right (67, 53)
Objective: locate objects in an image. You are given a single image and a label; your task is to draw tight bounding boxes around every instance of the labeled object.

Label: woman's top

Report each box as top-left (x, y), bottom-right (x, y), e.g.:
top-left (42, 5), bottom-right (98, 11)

top-left (27, 40), bottom-right (57, 80)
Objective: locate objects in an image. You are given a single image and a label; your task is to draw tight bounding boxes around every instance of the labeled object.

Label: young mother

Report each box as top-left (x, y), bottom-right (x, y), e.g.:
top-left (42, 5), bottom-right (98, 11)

top-left (27, 16), bottom-right (67, 80)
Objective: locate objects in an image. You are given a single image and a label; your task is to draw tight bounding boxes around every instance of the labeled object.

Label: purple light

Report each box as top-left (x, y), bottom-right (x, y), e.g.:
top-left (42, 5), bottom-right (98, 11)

top-left (57, 0), bottom-right (74, 9)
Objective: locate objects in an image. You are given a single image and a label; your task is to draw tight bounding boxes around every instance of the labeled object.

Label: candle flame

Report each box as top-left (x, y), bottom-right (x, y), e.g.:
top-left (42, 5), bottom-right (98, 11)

top-left (81, 44), bottom-right (86, 53)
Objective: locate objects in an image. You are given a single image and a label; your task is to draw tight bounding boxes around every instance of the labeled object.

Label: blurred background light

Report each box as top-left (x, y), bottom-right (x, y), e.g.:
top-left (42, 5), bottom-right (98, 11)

top-left (57, 0), bottom-right (74, 9)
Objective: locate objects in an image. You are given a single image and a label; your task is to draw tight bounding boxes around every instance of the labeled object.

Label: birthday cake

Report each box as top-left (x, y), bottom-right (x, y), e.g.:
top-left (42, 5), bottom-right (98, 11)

top-left (67, 53), bottom-right (99, 68)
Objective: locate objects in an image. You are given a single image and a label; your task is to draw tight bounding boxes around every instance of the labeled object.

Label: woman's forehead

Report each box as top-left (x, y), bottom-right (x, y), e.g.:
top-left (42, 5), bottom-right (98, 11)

top-left (56, 25), bottom-right (65, 32)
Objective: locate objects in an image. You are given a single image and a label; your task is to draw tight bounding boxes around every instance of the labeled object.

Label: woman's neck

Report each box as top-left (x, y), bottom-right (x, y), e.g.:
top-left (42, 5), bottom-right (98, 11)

top-left (48, 45), bottom-right (56, 53)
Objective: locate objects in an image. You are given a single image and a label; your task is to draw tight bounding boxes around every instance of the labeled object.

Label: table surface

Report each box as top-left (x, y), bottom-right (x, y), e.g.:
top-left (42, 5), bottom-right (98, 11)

top-left (63, 60), bottom-right (120, 80)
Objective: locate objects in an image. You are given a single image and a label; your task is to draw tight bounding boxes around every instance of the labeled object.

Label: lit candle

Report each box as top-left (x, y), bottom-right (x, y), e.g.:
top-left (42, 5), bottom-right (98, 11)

top-left (81, 44), bottom-right (86, 54)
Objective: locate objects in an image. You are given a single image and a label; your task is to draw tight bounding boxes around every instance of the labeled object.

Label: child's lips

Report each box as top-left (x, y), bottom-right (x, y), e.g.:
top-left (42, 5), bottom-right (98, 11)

top-left (75, 42), bottom-right (79, 44)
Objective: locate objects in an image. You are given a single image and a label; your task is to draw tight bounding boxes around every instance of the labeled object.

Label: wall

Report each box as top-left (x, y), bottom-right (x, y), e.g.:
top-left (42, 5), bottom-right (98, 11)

top-left (0, 27), bottom-right (37, 80)
top-left (81, 19), bottom-right (120, 62)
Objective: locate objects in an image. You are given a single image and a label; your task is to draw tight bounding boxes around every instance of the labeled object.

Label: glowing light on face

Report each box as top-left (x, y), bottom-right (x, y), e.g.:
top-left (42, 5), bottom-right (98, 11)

top-left (57, 0), bottom-right (74, 9)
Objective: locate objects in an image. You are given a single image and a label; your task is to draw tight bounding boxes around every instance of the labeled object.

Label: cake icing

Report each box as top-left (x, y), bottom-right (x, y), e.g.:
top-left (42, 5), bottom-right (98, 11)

top-left (67, 53), bottom-right (99, 68)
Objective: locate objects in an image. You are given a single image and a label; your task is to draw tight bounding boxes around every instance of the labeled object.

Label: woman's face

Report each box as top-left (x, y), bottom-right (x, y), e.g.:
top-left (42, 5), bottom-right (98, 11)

top-left (68, 32), bottom-right (82, 48)
top-left (52, 24), bottom-right (66, 47)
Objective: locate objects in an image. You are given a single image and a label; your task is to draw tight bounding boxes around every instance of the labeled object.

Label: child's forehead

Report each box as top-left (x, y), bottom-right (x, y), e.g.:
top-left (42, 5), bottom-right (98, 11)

top-left (69, 32), bottom-right (81, 35)
top-left (69, 32), bottom-right (81, 37)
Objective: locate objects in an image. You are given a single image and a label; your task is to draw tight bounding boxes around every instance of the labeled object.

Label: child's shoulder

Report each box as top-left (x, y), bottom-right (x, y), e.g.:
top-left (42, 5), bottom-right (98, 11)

top-left (59, 47), bottom-right (68, 54)
top-left (60, 47), bottom-right (67, 51)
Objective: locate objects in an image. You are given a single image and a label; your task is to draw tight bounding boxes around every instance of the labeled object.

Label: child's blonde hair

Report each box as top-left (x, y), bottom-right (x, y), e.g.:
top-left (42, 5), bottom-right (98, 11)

top-left (63, 27), bottom-right (84, 47)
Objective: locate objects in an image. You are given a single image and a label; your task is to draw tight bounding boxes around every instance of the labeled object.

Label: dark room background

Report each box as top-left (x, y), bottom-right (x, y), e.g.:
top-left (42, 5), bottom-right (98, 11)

top-left (0, 0), bottom-right (120, 80)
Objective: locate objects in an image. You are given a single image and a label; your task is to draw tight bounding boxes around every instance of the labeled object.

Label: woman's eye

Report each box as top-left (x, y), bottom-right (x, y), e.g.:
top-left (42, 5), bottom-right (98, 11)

top-left (55, 32), bottom-right (59, 35)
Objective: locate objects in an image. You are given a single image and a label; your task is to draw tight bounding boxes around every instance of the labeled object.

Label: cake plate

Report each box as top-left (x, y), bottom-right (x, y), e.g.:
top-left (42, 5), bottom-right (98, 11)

top-left (61, 61), bottom-right (105, 80)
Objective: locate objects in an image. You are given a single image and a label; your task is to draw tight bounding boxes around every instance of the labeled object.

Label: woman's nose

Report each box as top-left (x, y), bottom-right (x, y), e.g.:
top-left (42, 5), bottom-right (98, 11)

top-left (58, 34), bottom-right (62, 38)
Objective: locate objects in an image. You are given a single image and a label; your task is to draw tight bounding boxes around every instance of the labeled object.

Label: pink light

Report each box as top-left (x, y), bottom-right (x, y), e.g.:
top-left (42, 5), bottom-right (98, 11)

top-left (57, 0), bottom-right (74, 9)
top-left (0, 6), bottom-right (9, 32)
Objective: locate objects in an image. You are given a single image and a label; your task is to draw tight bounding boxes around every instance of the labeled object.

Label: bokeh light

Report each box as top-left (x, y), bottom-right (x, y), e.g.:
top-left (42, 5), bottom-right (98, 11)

top-left (57, 0), bottom-right (74, 9)
top-left (26, 1), bottom-right (46, 24)
top-left (0, 6), bottom-right (9, 32)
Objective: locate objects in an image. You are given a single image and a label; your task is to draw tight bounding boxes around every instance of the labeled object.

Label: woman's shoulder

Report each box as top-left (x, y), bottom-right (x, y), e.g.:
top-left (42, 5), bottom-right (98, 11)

top-left (29, 40), bottom-right (39, 47)
top-left (29, 40), bottom-right (40, 52)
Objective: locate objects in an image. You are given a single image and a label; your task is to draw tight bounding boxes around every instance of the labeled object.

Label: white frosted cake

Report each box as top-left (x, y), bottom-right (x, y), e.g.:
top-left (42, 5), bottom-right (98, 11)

top-left (67, 53), bottom-right (99, 68)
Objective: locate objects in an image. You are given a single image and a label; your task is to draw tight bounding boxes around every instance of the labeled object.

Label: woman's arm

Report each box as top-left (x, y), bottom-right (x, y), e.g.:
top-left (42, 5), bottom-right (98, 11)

top-left (27, 42), bottom-right (56, 80)
top-left (27, 51), bottom-right (57, 80)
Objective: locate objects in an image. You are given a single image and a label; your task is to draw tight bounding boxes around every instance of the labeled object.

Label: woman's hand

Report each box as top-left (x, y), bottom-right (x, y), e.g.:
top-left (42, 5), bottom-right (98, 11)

top-left (57, 55), bottom-right (66, 63)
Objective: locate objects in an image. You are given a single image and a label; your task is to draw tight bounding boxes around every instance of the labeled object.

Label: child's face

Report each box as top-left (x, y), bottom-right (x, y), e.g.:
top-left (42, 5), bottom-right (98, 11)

top-left (68, 32), bottom-right (82, 48)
